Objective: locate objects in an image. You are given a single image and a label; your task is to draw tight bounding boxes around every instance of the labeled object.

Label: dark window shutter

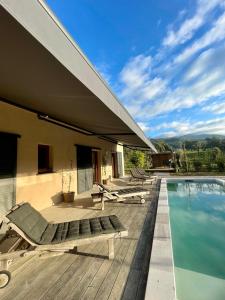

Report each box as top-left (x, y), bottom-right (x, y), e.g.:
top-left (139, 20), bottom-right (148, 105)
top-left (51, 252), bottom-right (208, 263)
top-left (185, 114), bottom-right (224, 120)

top-left (0, 132), bottom-right (17, 236)
top-left (77, 146), bottom-right (93, 193)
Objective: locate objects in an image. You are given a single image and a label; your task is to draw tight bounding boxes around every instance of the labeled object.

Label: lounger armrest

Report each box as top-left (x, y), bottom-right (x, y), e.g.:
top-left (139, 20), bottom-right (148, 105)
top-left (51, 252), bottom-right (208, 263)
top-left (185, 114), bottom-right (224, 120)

top-left (111, 191), bottom-right (119, 195)
top-left (110, 191), bottom-right (119, 199)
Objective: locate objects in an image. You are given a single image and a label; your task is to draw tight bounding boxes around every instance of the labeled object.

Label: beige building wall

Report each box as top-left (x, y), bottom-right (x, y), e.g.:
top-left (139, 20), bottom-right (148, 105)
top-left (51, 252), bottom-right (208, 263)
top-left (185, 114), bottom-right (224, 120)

top-left (0, 102), bottom-right (122, 210)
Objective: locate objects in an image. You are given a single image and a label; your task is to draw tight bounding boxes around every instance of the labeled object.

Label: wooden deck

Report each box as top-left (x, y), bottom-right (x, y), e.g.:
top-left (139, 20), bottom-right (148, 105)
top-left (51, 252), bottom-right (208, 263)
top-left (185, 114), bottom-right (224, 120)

top-left (0, 181), bottom-right (159, 300)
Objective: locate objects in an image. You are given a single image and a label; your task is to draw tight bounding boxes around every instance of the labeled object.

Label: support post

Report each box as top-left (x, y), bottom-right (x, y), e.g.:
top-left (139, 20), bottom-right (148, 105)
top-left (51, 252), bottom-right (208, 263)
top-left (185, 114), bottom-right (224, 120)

top-left (0, 259), bottom-right (10, 270)
top-left (101, 193), bottom-right (104, 211)
top-left (108, 239), bottom-right (114, 259)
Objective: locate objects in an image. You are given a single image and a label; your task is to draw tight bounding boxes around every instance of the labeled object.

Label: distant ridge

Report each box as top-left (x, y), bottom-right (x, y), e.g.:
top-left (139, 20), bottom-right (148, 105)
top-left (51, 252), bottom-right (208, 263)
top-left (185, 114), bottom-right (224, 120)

top-left (153, 133), bottom-right (225, 141)
top-left (150, 133), bottom-right (225, 150)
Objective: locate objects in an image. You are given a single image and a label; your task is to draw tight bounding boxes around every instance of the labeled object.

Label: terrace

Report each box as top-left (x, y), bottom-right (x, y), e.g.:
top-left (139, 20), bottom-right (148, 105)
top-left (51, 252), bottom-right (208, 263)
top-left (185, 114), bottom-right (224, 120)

top-left (0, 180), bottom-right (159, 300)
top-left (0, 2), bottom-right (160, 299)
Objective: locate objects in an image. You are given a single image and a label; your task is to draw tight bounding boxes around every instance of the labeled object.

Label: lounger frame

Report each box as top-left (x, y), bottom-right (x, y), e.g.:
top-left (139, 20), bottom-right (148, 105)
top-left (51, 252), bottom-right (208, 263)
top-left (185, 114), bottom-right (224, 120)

top-left (130, 169), bottom-right (155, 185)
top-left (0, 203), bottom-right (128, 287)
top-left (95, 183), bottom-right (150, 204)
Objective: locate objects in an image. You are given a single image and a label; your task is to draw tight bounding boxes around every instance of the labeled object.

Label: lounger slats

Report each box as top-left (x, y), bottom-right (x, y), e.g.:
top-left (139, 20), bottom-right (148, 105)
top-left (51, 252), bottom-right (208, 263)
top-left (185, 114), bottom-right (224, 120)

top-left (80, 219), bottom-right (91, 236)
top-left (40, 223), bottom-right (58, 244)
top-left (109, 215), bottom-right (125, 233)
top-left (90, 218), bottom-right (102, 234)
top-left (53, 222), bottom-right (69, 241)
top-left (100, 216), bottom-right (114, 231)
top-left (6, 203), bottom-right (126, 245)
top-left (7, 203), bottom-right (48, 244)
top-left (67, 221), bottom-right (79, 238)
top-left (95, 182), bottom-right (148, 195)
top-left (45, 215), bottom-right (125, 243)
top-left (117, 187), bottom-right (148, 195)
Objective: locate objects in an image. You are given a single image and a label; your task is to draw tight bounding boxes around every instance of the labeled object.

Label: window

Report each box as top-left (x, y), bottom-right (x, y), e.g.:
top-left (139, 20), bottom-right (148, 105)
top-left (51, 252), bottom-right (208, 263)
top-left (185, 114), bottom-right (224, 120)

top-left (38, 144), bottom-right (52, 174)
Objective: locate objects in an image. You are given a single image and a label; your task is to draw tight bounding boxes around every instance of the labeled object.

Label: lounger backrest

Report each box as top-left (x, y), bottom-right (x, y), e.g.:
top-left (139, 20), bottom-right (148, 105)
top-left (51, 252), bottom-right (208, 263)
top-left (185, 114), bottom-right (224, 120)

top-left (137, 168), bottom-right (145, 176)
top-left (6, 203), bottom-right (48, 244)
top-left (130, 169), bottom-right (135, 177)
top-left (130, 169), bottom-right (142, 178)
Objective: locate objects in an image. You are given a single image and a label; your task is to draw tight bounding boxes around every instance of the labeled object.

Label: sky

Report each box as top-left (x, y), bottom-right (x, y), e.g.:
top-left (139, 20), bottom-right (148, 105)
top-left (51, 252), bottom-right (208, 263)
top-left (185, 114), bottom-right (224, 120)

top-left (46, 0), bottom-right (225, 138)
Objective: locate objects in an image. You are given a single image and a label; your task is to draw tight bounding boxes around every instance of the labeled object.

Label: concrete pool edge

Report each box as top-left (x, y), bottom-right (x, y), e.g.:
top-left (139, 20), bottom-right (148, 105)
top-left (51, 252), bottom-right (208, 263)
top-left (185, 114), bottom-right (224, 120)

top-left (145, 176), bottom-right (225, 300)
top-left (144, 178), bottom-right (176, 300)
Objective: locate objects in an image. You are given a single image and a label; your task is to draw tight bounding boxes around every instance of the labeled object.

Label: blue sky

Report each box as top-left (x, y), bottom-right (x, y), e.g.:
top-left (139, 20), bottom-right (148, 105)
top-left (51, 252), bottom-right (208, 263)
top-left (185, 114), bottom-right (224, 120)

top-left (46, 0), bottom-right (225, 138)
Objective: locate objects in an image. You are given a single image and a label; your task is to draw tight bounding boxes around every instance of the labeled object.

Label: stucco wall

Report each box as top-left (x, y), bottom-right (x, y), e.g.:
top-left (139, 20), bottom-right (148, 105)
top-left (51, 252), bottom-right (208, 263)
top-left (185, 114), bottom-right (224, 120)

top-left (0, 102), bottom-right (119, 210)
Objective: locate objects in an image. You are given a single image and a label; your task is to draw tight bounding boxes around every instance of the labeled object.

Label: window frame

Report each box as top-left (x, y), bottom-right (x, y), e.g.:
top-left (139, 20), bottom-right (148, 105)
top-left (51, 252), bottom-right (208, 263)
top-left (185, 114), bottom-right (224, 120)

top-left (38, 144), bottom-right (53, 174)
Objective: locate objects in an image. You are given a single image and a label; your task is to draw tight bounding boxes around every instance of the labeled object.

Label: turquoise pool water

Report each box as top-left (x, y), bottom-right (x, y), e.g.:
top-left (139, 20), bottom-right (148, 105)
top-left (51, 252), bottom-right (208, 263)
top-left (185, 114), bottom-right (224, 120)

top-left (167, 180), bottom-right (225, 300)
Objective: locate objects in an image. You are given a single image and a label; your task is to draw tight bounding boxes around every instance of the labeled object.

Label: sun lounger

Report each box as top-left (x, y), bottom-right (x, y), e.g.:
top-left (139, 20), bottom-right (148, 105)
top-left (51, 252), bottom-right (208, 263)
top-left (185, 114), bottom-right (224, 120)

top-left (130, 169), bottom-right (155, 185)
top-left (136, 168), bottom-right (157, 181)
top-left (95, 182), bottom-right (150, 204)
top-left (0, 202), bottom-right (128, 288)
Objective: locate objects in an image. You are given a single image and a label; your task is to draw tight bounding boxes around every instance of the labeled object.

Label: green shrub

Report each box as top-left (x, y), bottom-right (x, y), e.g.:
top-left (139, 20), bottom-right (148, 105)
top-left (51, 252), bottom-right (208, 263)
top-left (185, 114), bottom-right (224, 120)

top-left (205, 161), bottom-right (212, 172)
top-left (193, 160), bottom-right (202, 172)
top-left (216, 155), bottom-right (225, 172)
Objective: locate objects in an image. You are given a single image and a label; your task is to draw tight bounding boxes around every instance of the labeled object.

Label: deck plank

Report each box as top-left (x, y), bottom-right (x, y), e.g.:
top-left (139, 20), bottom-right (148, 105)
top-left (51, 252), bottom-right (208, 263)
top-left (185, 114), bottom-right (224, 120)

top-left (108, 240), bottom-right (137, 300)
top-left (64, 258), bottom-right (104, 300)
top-left (12, 255), bottom-right (73, 300)
top-left (41, 242), bottom-right (104, 300)
top-left (93, 239), bottom-right (131, 300)
top-left (0, 181), bottom-right (159, 300)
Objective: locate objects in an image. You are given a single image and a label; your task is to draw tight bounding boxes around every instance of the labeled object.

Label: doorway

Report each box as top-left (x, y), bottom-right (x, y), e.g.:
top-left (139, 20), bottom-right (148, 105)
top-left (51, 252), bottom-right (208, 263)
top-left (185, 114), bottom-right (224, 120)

top-left (0, 132), bottom-right (17, 213)
top-left (112, 152), bottom-right (123, 178)
top-left (92, 150), bottom-right (99, 183)
top-left (112, 152), bottom-right (118, 178)
top-left (0, 132), bottom-right (18, 237)
top-left (77, 145), bottom-right (93, 194)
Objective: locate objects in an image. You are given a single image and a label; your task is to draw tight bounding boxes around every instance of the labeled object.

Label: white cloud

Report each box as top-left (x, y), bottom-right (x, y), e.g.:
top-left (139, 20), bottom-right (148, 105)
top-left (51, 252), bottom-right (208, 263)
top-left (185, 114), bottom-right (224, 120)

top-left (138, 45), bottom-right (225, 118)
top-left (137, 122), bottom-right (151, 132)
top-left (156, 121), bottom-right (190, 132)
top-left (202, 100), bottom-right (225, 114)
top-left (163, 15), bottom-right (202, 47)
top-left (156, 117), bottom-right (225, 137)
top-left (163, 0), bottom-right (224, 47)
top-left (161, 131), bottom-right (178, 138)
top-left (184, 45), bottom-right (225, 81)
top-left (119, 54), bottom-right (167, 103)
top-left (120, 55), bottom-right (151, 92)
top-left (174, 12), bottom-right (225, 64)
top-left (116, 2), bottom-right (225, 136)
top-left (184, 48), bottom-right (213, 80)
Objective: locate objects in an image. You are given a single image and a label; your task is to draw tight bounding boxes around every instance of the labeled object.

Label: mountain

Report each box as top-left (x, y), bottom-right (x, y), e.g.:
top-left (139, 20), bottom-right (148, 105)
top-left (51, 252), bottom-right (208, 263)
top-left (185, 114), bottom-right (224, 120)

top-left (169, 133), bottom-right (225, 141)
top-left (151, 133), bottom-right (225, 150)
top-left (155, 133), bottom-right (225, 141)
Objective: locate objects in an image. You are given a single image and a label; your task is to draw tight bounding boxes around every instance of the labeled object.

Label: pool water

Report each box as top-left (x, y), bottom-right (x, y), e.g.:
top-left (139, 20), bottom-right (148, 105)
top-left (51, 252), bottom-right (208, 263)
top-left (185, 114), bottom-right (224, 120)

top-left (167, 180), bottom-right (225, 300)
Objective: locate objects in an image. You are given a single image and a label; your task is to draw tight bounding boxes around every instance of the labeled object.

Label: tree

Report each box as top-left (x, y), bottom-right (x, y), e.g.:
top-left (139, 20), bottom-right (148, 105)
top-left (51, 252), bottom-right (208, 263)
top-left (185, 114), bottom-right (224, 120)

top-left (193, 160), bottom-right (202, 172)
top-left (124, 148), bottom-right (151, 169)
top-left (130, 151), bottom-right (145, 167)
top-left (212, 147), bottom-right (221, 160)
top-left (152, 140), bottom-right (172, 152)
top-left (216, 154), bottom-right (225, 172)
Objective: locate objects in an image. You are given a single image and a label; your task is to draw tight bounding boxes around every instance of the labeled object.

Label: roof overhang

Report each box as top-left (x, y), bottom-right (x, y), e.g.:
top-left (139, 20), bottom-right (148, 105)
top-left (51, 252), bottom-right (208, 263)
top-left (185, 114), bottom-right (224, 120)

top-left (0, 0), bottom-right (157, 152)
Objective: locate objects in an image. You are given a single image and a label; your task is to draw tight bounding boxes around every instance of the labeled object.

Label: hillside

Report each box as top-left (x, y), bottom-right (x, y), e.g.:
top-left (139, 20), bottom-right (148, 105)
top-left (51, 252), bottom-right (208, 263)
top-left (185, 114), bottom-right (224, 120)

top-left (152, 133), bottom-right (225, 150)
top-left (167, 133), bottom-right (225, 141)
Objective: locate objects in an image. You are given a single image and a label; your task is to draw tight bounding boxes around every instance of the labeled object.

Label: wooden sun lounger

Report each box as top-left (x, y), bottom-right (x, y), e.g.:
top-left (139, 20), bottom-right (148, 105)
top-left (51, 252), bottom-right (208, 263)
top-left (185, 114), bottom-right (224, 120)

top-left (0, 202), bottom-right (128, 288)
top-left (95, 182), bottom-right (150, 204)
top-left (130, 169), bottom-right (155, 185)
top-left (136, 168), bottom-right (157, 181)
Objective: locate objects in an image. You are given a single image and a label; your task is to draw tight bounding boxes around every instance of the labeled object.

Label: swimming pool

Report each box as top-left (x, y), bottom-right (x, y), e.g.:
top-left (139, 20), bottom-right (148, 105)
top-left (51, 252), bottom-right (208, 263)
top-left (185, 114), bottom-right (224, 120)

top-left (167, 179), bottom-right (225, 300)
